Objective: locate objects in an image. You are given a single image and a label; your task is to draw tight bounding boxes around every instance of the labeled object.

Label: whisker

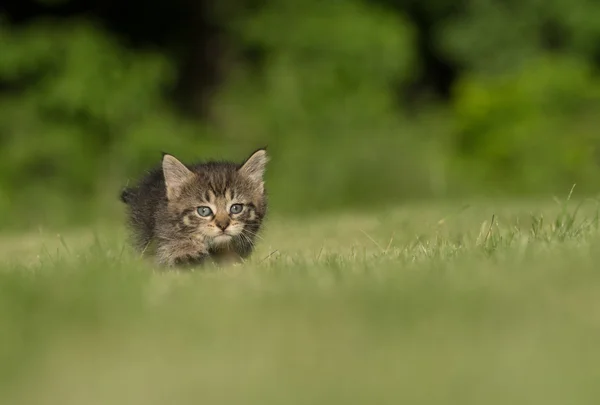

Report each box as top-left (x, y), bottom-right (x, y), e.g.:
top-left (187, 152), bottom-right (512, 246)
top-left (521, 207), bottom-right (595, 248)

top-left (246, 233), bottom-right (257, 248)
top-left (240, 232), bottom-right (256, 249)
top-left (242, 228), bottom-right (265, 241)
top-left (242, 233), bottom-right (261, 247)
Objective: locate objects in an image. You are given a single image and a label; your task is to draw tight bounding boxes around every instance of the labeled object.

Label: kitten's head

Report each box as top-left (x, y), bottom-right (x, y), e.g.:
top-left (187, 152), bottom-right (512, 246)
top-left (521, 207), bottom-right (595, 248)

top-left (161, 149), bottom-right (269, 248)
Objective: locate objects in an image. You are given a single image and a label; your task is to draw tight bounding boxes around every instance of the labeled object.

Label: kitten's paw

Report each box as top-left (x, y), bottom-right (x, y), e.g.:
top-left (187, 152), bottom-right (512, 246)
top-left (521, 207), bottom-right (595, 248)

top-left (172, 252), bottom-right (209, 268)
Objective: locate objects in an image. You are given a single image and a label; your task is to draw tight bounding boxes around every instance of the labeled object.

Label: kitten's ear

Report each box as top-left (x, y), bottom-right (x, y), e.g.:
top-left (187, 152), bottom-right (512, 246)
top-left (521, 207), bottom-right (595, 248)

top-left (238, 148), bottom-right (269, 192)
top-left (162, 154), bottom-right (195, 200)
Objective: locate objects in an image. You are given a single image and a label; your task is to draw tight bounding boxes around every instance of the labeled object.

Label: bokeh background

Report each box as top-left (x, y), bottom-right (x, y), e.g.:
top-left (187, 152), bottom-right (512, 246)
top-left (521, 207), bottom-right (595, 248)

top-left (2, 0), bottom-right (600, 229)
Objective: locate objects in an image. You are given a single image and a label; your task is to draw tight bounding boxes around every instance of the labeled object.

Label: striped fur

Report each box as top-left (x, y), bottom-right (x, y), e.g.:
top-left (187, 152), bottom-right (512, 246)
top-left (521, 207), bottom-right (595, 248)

top-left (120, 149), bottom-right (268, 267)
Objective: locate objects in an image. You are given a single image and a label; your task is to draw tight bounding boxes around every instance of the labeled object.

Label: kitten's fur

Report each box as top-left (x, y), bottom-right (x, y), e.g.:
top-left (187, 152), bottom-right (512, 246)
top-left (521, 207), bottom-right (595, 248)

top-left (120, 149), bottom-right (268, 267)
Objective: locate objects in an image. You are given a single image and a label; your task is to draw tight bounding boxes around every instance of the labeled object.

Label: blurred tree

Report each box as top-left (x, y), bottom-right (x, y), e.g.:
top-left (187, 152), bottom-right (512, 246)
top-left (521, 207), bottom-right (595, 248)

top-left (451, 55), bottom-right (600, 193)
top-left (1, 0), bottom-right (600, 227)
top-left (440, 0), bottom-right (600, 74)
top-left (0, 19), bottom-right (210, 226)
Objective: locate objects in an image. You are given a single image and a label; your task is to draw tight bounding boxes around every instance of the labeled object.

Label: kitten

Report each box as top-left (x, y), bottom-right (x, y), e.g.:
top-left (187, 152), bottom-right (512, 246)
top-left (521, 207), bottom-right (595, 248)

top-left (120, 149), bottom-right (269, 267)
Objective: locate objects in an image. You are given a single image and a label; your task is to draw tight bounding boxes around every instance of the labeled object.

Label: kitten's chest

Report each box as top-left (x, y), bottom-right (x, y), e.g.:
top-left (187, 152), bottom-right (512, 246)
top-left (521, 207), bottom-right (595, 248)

top-left (209, 244), bottom-right (242, 265)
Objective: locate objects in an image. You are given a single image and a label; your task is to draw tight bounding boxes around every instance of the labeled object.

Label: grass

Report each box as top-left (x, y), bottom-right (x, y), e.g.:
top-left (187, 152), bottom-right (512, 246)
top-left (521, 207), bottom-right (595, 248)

top-left (2, 197), bottom-right (600, 405)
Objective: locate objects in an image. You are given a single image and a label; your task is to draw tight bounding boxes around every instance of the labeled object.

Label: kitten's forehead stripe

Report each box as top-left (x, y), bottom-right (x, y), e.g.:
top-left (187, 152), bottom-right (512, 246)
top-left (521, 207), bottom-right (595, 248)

top-left (207, 189), bottom-right (216, 202)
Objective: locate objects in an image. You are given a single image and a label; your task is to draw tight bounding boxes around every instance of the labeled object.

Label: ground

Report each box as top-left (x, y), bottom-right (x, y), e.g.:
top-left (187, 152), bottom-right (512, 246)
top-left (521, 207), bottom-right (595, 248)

top-left (1, 198), bottom-right (600, 405)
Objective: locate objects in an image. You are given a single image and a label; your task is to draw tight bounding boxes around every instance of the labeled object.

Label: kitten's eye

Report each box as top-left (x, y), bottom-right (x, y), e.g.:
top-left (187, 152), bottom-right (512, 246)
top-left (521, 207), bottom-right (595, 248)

top-left (230, 204), bottom-right (244, 214)
top-left (197, 206), bottom-right (213, 217)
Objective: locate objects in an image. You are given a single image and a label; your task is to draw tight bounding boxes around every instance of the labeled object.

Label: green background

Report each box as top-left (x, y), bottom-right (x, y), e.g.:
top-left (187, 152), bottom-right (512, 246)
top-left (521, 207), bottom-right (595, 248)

top-left (1, 0), bottom-right (600, 228)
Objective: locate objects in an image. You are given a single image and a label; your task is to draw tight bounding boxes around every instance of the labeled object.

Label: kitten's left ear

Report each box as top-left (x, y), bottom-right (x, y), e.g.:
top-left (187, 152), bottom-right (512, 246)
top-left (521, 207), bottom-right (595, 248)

top-left (238, 148), bottom-right (269, 192)
top-left (163, 154), bottom-right (196, 200)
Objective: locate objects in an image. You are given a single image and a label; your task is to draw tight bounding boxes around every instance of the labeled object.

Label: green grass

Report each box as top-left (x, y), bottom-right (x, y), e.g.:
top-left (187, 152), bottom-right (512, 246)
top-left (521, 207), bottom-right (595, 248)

top-left (2, 198), bottom-right (600, 405)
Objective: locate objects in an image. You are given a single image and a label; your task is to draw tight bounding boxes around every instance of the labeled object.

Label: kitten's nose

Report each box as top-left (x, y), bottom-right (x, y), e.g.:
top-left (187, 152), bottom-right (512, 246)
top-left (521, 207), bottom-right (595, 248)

top-left (215, 220), bottom-right (229, 231)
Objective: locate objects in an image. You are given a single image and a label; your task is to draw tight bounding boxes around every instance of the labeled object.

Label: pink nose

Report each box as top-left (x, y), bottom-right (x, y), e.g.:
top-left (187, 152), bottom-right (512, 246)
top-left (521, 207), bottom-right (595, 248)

top-left (216, 221), bottom-right (229, 231)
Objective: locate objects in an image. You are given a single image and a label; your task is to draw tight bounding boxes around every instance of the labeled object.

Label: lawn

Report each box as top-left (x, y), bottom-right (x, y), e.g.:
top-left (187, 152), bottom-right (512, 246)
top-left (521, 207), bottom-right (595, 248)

top-left (1, 198), bottom-right (600, 405)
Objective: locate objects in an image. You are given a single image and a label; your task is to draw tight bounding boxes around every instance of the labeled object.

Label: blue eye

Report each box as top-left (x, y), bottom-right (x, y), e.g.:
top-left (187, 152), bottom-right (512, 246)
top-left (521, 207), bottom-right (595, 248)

top-left (197, 206), bottom-right (213, 217)
top-left (230, 204), bottom-right (244, 214)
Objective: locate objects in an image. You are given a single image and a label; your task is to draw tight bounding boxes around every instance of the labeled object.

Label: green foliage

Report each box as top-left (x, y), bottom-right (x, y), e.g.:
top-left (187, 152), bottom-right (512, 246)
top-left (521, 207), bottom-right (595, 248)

top-left (451, 55), bottom-right (600, 193)
top-left (0, 20), bottom-right (210, 227)
top-left (227, 0), bottom-right (416, 127)
top-left (215, 0), bottom-right (427, 210)
top-left (440, 0), bottom-right (600, 72)
top-left (1, 0), bottom-right (600, 228)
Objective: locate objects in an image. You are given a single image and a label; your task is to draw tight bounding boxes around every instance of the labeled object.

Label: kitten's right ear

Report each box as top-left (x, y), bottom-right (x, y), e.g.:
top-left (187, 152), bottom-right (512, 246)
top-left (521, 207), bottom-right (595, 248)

top-left (238, 148), bottom-right (269, 193)
top-left (162, 154), bottom-right (195, 200)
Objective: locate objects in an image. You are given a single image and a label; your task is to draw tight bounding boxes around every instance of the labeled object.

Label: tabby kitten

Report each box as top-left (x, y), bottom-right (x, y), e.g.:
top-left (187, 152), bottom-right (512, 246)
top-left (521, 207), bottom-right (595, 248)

top-left (120, 149), bottom-right (268, 267)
